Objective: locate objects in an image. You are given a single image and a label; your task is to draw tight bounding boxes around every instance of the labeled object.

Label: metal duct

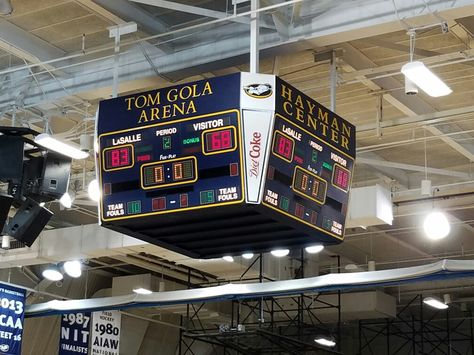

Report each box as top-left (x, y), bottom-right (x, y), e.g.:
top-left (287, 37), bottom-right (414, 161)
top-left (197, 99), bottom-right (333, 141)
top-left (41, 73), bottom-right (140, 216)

top-left (25, 259), bottom-right (474, 317)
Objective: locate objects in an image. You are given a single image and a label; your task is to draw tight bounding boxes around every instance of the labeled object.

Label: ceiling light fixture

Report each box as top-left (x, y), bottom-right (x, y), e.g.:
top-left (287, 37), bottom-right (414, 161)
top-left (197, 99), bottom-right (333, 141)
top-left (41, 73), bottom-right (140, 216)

top-left (270, 249), bottom-right (289, 257)
top-left (401, 61), bottom-right (452, 97)
top-left (222, 256), bottom-right (234, 262)
top-left (133, 287), bottom-right (152, 295)
top-left (242, 253), bottom-right (254, 260)
top-left (42, 265), bottom-right (63, 281)
top-left (401, 31), bottom-right (452, 97)
top-left (88, 179), bottom-right (101, 202)
top-left (63, 260), bottom-right (82, 278)
top-left (59, 192), bottom-right (73, 208)
top-left (423, 296), bottom-right (448, 310)
top-left (35, 133), bottom-right (89, 160)
top-left (305, 244), bottom-right (324, 254)
top-left (314, 336), bottom-right (336, 347)
top-left (1, 235), bottom-right (9, 250)
top-left (423, 211), bottom-right (450, 240)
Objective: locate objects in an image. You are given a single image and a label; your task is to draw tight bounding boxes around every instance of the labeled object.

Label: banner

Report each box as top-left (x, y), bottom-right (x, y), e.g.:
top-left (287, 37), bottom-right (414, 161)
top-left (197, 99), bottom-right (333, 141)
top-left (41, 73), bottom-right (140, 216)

top-left (59, 312), bottom-right (91, 355)
top-left (0, 283), bottom-right (25, 355)
top-left (90, 310), bottom-right (121, 355)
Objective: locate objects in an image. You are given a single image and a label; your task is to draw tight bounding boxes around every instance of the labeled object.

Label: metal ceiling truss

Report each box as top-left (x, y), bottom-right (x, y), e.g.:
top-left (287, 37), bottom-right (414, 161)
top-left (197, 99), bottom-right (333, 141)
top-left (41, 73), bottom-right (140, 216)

top-left (178, 252), bottom-right (342, 354)
top-left (1, 0), bottom-right (473, 111)
top-left (359, 294), bottom-right (474, 355)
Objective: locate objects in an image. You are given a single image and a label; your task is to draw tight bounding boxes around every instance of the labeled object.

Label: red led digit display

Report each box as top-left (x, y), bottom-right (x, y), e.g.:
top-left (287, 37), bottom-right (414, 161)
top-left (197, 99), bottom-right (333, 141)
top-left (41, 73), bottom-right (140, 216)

top-left (273, 132), bottom-right (294, 161)
top-left (204, 128), bottom-right (234, 153)
top-left (104, 146), bottom-right (133, 170)
top-left (332, 165), bottom-right (350, 191)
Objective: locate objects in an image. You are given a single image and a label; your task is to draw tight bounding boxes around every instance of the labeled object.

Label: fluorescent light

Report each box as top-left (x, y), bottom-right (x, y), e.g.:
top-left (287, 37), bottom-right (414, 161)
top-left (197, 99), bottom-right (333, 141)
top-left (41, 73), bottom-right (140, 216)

top-left (315, 337), bottom-right (336, 347)
top-left (242, 253), bottom-right (254, 260)
top-left (35, 133), bottom-right (89, 160)
top-left (401, 61), bottom-right (452, 97)
top-left (63, 260), bottom-right (82, 278)
top-left (133, 287), bottom-right (152, 295)
top-left (42, 265), bottom-right (63, 281)
top-left (423, 211), bottom-right (450, 240)
top-left (88, 179), bottom-right (101, 202)
top-left (222, 256), bottom-right (234, 262)
top-left (59, 192), bottom-right (73, 208)
top-left (305, 244), bottom-right (324, 254)
top-left (1, 235), bottom-right (10, 250)
top-left (270, 249), bottom-right (289, 257)
top-left (423, 297), bottom-right (448, 310)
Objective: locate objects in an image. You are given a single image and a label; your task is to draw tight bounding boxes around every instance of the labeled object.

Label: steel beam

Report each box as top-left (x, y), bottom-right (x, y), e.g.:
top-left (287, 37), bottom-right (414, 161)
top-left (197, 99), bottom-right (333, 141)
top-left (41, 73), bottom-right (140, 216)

top-left (425, 124), bottom-right (474, 162)
top-left (131, 0), bottom-right (273, 29)
top-left (93, 0), bottom-right (172, 53)
top-left (357, 151), bottom-right (410, 188)
top-left (357, 157), bottom-right (472, 180)
top-left (0, 19), bottom-right (64, 64)
top-left (2, 0), bottom-right (474, 109)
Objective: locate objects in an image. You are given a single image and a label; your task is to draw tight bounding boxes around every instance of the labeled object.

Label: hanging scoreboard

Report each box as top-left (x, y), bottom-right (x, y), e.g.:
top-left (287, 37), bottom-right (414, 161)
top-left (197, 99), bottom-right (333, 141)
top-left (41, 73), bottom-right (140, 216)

top-left (96, 73), bottom-right (356, 258)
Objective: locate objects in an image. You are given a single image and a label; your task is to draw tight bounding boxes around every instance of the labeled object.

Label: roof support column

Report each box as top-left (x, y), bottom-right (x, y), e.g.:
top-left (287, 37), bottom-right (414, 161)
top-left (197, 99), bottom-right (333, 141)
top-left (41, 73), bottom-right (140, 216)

top-left (250, 0), bottom-right (260, 73)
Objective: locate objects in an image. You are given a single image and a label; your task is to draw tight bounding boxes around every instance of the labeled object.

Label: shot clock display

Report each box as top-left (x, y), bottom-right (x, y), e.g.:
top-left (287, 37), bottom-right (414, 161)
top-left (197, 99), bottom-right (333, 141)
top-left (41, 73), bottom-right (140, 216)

top-left (96, 72), bottom-right (355, 258)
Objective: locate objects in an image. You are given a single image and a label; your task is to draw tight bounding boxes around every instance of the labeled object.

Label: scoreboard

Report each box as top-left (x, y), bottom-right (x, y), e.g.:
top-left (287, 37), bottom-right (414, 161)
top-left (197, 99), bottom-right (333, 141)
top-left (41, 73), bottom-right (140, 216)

top-left (96, 73), bottom-right (355, 258)
top-left (99, 109), bottom-right (244, 220)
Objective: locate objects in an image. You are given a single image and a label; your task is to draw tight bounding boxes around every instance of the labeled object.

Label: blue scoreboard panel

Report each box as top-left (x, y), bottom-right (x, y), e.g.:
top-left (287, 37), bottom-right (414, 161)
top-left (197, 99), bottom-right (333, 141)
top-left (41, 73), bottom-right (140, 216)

top-left (99, 110), bottom-right (244, 221)
top-left (97, 73), bottom-right (355, 258)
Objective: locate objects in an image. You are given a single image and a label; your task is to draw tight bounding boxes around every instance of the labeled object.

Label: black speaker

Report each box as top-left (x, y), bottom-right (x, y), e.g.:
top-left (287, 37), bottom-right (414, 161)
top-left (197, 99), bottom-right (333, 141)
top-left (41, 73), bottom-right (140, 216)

top-left (38, 152), bottom-right (71, 199)
top-left (0, 136), bottom-right (24, 183)
top-left (5, 198), bottom-right (53, 247)
top-left (0, 194), bottom-right (13, 232)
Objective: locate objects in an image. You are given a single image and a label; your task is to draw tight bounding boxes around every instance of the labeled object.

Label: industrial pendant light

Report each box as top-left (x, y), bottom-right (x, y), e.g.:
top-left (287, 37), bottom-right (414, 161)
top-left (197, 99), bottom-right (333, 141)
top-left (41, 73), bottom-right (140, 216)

top-left (401, 30), bottom-right (452, 97)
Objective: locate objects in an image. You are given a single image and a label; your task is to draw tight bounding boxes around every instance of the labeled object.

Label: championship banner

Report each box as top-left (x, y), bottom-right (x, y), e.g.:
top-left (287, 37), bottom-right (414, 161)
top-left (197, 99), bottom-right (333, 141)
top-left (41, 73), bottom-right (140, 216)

top-left (58, 312), bottom-right (91, 354)
top-left (90, 310), bottom-right (121, 355)
top-left (0, 283), bottom-right (25, 355)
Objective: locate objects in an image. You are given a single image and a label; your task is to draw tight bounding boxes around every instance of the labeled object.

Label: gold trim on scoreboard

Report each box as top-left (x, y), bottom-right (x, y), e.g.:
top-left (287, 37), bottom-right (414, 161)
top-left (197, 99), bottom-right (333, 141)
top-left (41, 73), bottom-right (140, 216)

top-left (102, 144), bottom-right (135, 172)
top-left (140, 156), bottom-right (198, 190)
top-left (98, 109), bottom-right (245, 223)
top-left (201, 126), bottom-right (238, 156)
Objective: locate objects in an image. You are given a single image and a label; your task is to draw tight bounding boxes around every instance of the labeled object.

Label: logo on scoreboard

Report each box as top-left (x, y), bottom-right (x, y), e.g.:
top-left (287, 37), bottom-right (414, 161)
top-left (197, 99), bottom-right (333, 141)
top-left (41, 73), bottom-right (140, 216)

top-left (243, 83), bottom-right (273, 99)
top-left (248, 132), bottom-right (262, 178)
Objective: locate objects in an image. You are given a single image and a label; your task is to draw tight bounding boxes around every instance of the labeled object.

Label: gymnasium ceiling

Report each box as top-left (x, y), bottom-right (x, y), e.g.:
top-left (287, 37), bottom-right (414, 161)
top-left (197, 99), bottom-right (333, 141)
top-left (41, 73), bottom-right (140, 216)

top-left (1, 0), bottom-right (474, 301)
